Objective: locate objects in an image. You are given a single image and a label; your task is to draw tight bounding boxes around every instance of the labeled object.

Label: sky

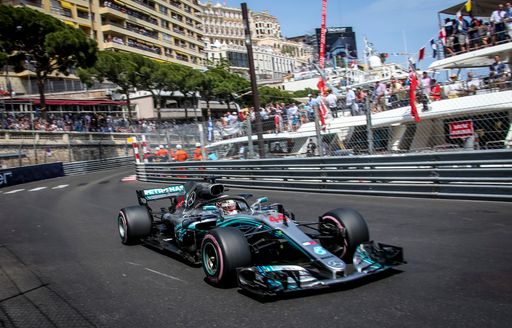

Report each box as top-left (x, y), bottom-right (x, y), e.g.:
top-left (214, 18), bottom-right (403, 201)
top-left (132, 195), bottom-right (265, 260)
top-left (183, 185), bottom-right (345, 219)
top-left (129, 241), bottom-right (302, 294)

top-left (223, 0), bottom-right (466, 69)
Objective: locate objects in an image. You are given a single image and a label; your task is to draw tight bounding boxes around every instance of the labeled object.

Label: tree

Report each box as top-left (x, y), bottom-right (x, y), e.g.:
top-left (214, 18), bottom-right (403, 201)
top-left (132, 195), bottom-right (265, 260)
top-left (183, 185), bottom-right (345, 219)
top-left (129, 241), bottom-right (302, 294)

top-left (131, 56), bottom-right (185, 122)
top-left (0, 5), bottom-right (97, 119)
top-left (78, 51), bottom-right (138, 119)
top-left (176, 66), bottom-right (202, 121)
top-left (256, 86), bottom-right (295, 106)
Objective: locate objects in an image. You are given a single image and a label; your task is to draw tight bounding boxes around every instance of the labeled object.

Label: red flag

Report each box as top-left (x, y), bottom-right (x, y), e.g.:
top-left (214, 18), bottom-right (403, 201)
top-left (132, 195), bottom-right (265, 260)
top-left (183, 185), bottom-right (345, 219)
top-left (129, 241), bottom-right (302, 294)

top-left (319, 0), bottom-right (327, 69)
top-left (317, 78), bottom-right (326, 95)
top-left (318, 99), bottom-right (327, 128)
top-left (418, 47), bottom-right (425, 61)
top-left (439, 28), bottom-right (446, 46)
top-left (409, 73), bottom-right (421, 122)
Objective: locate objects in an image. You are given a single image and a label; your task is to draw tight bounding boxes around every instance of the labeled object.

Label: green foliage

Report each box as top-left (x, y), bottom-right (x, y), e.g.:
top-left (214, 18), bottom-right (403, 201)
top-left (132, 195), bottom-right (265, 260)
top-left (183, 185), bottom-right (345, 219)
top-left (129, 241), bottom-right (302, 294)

top-left (292, 87), bottom-right (315, 98)
top-left (0, 5), bottom-right (97, 115)
top-left (256, 86), bottom-right (295, 106)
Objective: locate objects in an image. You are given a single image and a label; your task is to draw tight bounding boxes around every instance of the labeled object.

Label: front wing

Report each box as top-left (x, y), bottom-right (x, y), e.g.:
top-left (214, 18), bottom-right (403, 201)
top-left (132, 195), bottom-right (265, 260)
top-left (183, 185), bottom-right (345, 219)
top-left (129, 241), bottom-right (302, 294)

top-left (237, 241), bottom-right (404, 296)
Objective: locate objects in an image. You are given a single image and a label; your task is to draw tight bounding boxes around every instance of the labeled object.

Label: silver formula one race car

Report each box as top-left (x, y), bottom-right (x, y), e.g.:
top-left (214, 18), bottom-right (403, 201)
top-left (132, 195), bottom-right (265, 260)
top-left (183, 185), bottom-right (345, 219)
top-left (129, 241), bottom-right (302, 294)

top-left (117, 179), bottom-right (405, 296)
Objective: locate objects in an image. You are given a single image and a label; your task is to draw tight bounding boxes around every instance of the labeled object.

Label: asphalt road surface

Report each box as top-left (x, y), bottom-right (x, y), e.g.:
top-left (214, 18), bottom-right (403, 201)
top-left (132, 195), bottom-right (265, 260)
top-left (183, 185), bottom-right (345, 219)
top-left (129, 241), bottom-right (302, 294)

top-left (0, 168), bottom-right (511, 328)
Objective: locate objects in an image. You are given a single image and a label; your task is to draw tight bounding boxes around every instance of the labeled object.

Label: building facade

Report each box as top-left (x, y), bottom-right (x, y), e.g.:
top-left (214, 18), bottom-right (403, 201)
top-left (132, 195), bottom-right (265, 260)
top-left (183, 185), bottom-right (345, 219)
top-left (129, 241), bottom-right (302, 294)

top-left (198, 1), bottom-right (313, 81)
top-left (1, 0), bottom-right (206, 69)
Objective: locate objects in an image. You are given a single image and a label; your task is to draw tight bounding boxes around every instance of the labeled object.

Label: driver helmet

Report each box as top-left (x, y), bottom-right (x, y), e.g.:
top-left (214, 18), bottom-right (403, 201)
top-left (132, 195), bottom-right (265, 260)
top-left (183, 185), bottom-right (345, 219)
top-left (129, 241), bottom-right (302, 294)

top-left (220, 200), bottom-right (237, 215)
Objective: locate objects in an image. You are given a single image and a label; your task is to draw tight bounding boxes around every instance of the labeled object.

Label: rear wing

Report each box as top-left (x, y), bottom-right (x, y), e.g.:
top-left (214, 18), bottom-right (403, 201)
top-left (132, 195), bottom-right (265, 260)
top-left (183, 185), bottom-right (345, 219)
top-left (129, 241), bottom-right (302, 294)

top-left (136, 185), bottom-right (186, 205)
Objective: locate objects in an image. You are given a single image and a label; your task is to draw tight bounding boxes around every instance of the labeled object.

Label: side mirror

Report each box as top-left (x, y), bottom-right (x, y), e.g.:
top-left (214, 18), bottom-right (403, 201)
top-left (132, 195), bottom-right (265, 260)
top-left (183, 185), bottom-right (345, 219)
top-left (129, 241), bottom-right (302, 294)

top-left (251, 197), bottom-right (268, 210)
top-left (256, 197), bottom-right (268, 204)
top-left (202, 205), bottom-right (218, 211)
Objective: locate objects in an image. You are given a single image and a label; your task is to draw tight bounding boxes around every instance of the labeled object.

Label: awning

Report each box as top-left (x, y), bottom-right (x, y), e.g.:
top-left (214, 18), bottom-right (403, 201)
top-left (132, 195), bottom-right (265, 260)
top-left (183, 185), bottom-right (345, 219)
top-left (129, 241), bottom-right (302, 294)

top-left (64, 20), bottom-right (78, 28)
top-left (77, 5), bottom-right (89, 12)
top-left (60, 0), bottom-right (73, 10)
top-left (439, 0), bottom-right (503, 17)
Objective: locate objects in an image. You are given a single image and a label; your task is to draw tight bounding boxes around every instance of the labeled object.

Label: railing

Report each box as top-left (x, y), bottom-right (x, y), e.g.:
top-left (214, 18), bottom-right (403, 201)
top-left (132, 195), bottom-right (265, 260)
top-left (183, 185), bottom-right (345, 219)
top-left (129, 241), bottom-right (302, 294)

top-left (135, 149), bottom-right (512, 201)
top-left (63, 156), bottom-right (133, 176)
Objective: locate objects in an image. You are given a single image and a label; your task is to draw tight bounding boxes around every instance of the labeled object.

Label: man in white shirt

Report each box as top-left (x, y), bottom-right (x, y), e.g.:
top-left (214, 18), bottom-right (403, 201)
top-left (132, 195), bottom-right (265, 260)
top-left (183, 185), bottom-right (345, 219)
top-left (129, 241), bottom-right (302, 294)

top-left (345, 87), bottom-right (358, 116)
top-left (490, 4), bottom-right (507, 43)
top-left (325, 89), bottom-right (338, 118)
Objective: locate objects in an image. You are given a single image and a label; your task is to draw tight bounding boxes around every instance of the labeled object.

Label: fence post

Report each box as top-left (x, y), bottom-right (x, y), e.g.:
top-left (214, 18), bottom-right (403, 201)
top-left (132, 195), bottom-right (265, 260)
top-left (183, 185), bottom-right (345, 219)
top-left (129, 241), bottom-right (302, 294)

top-left (366, 96), bottom-right (374, 155)
top-left (141, 135), bottom-right (148, 163)
top-left (130, 137), bottom-right (141, 164)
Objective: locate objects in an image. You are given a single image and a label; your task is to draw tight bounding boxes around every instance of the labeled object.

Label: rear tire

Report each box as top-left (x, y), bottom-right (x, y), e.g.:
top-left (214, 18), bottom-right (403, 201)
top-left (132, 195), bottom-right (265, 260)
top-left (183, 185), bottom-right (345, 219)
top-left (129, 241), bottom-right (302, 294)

top-left (319, 208), bottom-right (369, 263)
top-left (201, 227), bottom-right (251, 286)
top-left (118, 206), bottom-right (152, 245)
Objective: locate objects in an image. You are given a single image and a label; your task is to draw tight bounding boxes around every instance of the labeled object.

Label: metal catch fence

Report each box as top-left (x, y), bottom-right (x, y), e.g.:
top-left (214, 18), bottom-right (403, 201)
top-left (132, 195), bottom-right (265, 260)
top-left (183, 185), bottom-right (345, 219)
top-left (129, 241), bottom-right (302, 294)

top-left (135, 149), bottom-right (512, 202)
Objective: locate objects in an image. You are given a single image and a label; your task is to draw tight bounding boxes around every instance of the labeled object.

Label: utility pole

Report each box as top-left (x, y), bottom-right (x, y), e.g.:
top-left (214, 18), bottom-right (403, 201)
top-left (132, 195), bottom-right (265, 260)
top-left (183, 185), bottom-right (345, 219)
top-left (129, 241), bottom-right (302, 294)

top-left (241, 2), bottom-right (265, 158)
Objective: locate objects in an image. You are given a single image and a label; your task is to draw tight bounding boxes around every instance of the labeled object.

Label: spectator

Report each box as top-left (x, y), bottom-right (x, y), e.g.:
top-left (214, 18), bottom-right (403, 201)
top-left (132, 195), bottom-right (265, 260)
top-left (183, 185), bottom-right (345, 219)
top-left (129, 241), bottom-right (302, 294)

top-left (479, 21), bottom-right (491, 47)
top-left (372, 81), bottom-right (387, 112)
top-left (174, 144), bottom-right (188, 162)
top-left (306, 138), bottom-right (317, 157)
top-left (325, 89), bottom-right (338, 118)
top-left (445, 74), bottom-right (465, 98)
top-left (465, 72), bottom-right (483, 95)
top-left (421, 72), bottom-right (432, 95)
top-left (345, 87), bottom-right (358, 116)
top-left (193, 143), bottom-right (202, 161)
top-left (456, 15), bottom-right (470, 53)
top-left (443, 18), bottom-right (456, 56)
top-left (468, 15), bottom-right (481, 50)
top-left (390, 77), bottom-right (406, 108)
top-left (490, 4), bottom-right (507, 44)
top-left (155, 145), bottom-right (169, 161)
top-left (489, 54), bottom-right (511, 88)
top-left (430, 79), bottom-right (442, 101)
top-left (506, 2), bottom-right (512, 39)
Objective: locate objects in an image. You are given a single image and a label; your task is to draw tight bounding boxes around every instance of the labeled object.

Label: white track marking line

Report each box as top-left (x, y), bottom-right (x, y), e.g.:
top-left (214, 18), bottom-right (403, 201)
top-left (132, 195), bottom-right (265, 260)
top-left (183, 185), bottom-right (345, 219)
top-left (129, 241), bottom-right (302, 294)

top-left (4, 189), bottom-right (25, 194)
top-left (121, 175), bottom-right (137, 182)
top-left (52, 184), bottom-right (69, 189)
top-left (29, 187), bottom-right (47, 192)
top-left (145, 268), bottom-right (184, 282)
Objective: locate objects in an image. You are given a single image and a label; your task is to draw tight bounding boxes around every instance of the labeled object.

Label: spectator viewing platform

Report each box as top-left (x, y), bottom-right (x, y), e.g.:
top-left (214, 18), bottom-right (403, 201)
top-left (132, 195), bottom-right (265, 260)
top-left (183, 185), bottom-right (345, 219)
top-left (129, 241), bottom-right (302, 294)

top-left (431, 0), bottom-right (512, 70)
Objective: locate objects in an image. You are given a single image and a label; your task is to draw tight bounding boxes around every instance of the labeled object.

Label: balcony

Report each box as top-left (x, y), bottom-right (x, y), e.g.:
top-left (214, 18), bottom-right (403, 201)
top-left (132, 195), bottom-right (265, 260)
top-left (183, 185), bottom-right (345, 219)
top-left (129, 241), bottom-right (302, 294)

top-left (100, 1), bottom-right (158, 26)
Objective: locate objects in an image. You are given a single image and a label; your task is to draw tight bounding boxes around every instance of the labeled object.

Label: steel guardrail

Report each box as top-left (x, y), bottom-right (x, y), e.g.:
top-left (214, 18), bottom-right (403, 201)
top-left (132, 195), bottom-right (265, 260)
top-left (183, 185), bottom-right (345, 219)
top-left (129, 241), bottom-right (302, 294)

top-left (63, 156), bottom-right (133, 176)
top-left (135, 149), bottom-right (512, 202)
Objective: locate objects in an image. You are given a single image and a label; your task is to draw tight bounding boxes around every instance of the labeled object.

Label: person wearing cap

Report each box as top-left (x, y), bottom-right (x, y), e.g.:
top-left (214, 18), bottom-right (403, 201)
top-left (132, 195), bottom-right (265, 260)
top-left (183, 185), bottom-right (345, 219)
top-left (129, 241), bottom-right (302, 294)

top-left (446, 74), bottom-right (464, 98)
top-left (156, 144), bottom-right (169, 161)
top-left (174, 144), bottom-right (188, 162)
top-left (193, 143), bottom-right (203, 161)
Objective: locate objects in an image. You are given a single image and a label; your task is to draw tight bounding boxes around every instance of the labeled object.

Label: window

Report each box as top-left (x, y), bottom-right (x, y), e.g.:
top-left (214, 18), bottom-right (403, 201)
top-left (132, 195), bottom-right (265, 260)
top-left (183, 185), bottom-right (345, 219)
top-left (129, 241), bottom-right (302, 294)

top-left (159, 5), bottom-right (168, 15)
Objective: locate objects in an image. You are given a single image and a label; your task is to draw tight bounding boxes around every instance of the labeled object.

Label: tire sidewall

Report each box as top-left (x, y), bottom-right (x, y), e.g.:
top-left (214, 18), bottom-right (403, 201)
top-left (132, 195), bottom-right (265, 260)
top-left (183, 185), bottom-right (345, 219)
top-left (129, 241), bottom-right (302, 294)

top-left (320, 208), bottom-right (369, 262)
top-left (201, 228), bottom-right (251, 286)
top-left (202, 234), bottom-right (225, 284)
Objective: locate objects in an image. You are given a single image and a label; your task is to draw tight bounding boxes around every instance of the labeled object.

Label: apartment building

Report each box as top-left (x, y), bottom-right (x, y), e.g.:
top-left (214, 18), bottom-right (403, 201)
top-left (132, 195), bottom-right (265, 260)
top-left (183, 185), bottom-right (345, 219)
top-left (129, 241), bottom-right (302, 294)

top-left (198, 1), bottom-right (312, 81)
top-left (1, 0), bottom-right (206, 69)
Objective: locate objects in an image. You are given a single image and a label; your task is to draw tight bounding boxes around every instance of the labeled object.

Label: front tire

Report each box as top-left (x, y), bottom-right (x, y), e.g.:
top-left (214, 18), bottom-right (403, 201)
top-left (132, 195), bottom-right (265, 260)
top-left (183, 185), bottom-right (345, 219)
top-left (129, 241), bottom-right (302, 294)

top-left (201, 228), bottom-right (251, 286)
top-left (118, 206), bottom-right (152, 245)
top-left (319, 208), bottom-right (369, 263)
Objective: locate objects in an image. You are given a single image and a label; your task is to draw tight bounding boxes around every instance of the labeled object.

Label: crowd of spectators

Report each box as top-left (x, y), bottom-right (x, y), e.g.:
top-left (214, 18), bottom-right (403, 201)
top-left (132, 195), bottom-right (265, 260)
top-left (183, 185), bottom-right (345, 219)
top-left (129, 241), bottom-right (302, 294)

top-left (211, 102), bottom-right (312, 140)
top-left (443, 3), bottom-right (512, 57)
top-left (0, 112), bottom-right (200, 134)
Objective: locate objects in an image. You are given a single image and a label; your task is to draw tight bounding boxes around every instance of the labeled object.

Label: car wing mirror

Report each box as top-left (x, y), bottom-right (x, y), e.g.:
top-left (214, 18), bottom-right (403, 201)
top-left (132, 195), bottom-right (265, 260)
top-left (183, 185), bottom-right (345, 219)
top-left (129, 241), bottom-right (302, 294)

top-left (203, 205), bottom-right (218, 211)
top-left (251, 197), bottom-right (268, 210)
